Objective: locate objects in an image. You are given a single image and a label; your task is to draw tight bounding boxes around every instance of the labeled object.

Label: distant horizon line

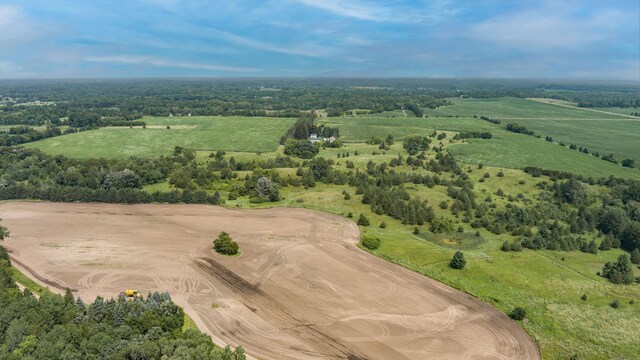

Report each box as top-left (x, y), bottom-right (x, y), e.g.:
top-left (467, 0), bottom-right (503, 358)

top-left (0, 76), bottom-right (638, 83)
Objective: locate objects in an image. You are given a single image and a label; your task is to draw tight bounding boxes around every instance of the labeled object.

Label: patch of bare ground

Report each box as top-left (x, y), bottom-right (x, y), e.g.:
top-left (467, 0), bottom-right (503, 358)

top-left (1, 202), bottom-right (539, 360)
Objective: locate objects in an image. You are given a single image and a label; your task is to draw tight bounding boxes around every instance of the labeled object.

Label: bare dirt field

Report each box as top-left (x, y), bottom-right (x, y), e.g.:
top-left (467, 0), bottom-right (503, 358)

top-left (1, 201), bottom-right (539, 360)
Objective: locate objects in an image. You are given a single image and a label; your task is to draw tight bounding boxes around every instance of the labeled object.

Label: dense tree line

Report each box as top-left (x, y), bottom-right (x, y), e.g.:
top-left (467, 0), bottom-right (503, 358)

top-left (0, 79), bottom-right (454, 122)
top-left (0, 147), bottom-right (220, 205)
top-left (505, 123), bottom-right (535, 136)
top-left (5, 79), bottom-right (637, 126)
top-left (476, 116), bottom-right (501, 124)
top-left (0, 184), bottom-right (220, 205)
top-left (453, 131), bottom-right (493, 140)
top-left (0, 126), bottom-right (62, 146)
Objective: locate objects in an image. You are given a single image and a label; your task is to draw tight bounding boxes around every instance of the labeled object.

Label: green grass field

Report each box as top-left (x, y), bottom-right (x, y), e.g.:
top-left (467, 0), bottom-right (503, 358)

top-left (509, 118), bottom-right (640, 164)
top-left (25, 116), bottom-right (296, 159)
top-left (425, 98), bottom-right (629, 119)
top-left (21, 111), bottom-right (640, 179)
top-left (406, 97), bottom-right (640, 176)
top-left (448, 132), bottom-right (640, 179)
top-left (321, 116), bottom-right (501, 142)
top-left (10, 267), bottom-right (49, 296)
top-left (593, 107), bottom-right (640, 116)
top-left (320, 113), bottom-right (640, 179)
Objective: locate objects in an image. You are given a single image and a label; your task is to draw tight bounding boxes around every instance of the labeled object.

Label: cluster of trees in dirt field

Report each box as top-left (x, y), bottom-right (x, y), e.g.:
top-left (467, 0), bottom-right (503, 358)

top-left (0, 245), bottom-right (245, 359)
top-left (213, 232), bottom-right (239, 255)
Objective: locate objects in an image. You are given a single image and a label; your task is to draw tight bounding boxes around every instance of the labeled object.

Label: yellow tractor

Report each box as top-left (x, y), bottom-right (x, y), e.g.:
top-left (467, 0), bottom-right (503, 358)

top-left (120, 289), bottom-right (142, 299)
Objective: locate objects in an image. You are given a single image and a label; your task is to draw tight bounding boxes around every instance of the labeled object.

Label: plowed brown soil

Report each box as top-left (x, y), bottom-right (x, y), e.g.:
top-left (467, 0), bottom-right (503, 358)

top-left (1, 202), bottom-right (539, 360)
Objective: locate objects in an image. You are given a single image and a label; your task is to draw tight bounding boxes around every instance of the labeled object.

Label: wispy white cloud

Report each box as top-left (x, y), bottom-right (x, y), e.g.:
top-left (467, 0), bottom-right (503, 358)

top-left (292, 0), bottom-right (392, 21)
top-left (203, 29), bottom-right (334, 57)
top-left (290, 0), bottom-right (460, 24)
top-left (84, 55), bottom-right (261, 72)
top-left (0, 4), bottom-right (20, 24)
top-left (0, 5), bottom-right (40, 47)
top-left (470, 5), bottom-right (632, 51)
top-left (2, 0), bottom-right (637, 79)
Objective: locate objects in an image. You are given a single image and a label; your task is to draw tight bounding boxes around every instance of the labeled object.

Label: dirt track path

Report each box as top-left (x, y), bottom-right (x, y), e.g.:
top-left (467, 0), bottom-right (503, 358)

top-left (528, 98), bottom-right (640, 119)
top-left (1, 202), bottom-right (540, 360)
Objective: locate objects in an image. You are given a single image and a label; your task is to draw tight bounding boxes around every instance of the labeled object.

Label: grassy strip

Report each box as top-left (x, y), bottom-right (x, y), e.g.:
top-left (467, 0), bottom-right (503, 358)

top-left (10, 266), bottom-right (50, 296)
top-left (182, 313), bottom-right (199, 332)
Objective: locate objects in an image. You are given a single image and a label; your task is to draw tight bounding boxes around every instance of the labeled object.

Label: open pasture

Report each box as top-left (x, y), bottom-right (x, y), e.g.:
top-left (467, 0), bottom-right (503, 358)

top-left (448, 132), bottom-right (640, 179)
top-left (321, 116), bottom-right (501, 142)
top-left (425, 98), bottom-right (630, 119)
top-left (24, 116), bottom-right (296, 159)
top-left (416, 97), bottom-right (639, 176)
top-left (509, 118), bottom-right (640, 164)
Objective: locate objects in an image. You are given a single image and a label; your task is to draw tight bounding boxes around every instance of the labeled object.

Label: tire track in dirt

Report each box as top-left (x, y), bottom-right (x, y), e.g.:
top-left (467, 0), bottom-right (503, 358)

top-left (194, 257), bottom-right (371, 360)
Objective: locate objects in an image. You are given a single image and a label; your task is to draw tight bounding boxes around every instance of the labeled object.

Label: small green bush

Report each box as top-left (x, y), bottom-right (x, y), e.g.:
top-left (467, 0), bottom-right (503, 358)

top-left (509, 307), bottom-right (526, 320)
top-left (357, 213), bottom-right (370, 226)
top-left (361, 236), bottom-right (380, 250)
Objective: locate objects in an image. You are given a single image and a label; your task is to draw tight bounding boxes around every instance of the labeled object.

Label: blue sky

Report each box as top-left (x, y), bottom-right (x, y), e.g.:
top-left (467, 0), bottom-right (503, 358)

top-left (0, 0), bottom-right (637, 79)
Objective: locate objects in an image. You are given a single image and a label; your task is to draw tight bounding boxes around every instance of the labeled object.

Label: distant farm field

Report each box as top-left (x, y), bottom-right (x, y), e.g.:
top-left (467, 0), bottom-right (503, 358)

top-left (321, 114), bottom-right (640, 179)
top-left (425, 98), bottom-right (629, 119)
top-left (321, 116), bottom-right (501, 142)
top-left (25, 116), bottom-right (296, 158)
top-left (593, 107), bottom-right (640, 116)
top-left (420, 98), bottom-right (640, 175)
top-left (448, 132), bottom-right (640, 180)
top-left (510, 119), bottom-right (640, 164)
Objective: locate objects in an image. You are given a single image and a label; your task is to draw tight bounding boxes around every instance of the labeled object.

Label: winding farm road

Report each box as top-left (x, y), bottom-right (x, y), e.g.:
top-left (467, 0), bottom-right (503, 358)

top-left (1, 202), bottom-right (540, 360)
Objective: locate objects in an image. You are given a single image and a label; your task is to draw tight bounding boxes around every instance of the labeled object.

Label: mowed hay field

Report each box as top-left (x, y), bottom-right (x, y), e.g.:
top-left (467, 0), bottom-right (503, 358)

top-left (425, 98), bottom-right (640, 167)
top-left (24, 116), bottom-right (296, 158)
top-left (322, 115), bottom-right (640, 180)
top-left (321, 116), bottom-right (499, 142)
top-left (447, 132), bottom-right (640, 180)
top-left (502, 118), bottom-right (640, 164)
top-left (424, 97), bottom-right (629, 119)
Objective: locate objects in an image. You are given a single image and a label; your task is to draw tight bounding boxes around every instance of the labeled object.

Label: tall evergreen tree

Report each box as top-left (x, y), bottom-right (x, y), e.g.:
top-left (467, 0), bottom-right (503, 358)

top-left (449, 251), bottom-right (466, 269)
